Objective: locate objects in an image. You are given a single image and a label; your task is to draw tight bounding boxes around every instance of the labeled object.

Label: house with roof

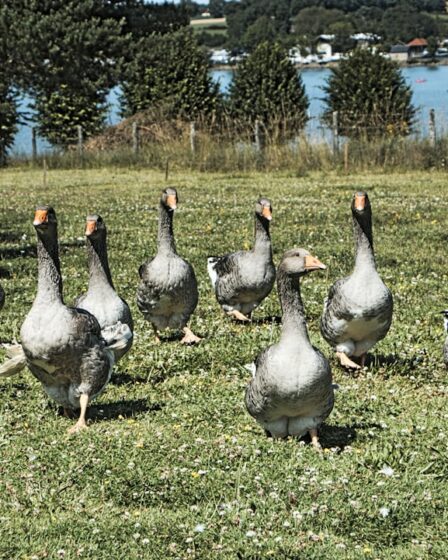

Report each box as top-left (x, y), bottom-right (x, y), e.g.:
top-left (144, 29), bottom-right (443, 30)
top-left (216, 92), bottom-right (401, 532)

top-left (389, 44), bottom-right (409, 62)
top-left (407, 38), bottom-right (428, 59)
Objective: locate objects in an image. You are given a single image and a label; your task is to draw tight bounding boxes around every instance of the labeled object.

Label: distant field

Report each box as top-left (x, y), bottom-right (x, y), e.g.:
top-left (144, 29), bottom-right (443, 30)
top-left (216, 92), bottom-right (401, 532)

top-left (190, 17), bottom-right (227, 27)
top-left (0, 168), bottom-right (447, 559)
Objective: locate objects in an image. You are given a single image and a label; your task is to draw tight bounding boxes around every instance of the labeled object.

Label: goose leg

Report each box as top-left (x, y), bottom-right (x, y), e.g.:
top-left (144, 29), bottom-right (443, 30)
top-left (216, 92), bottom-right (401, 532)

top-left (336, 351), bottom-right (361, 370)
top-left (152, 324), bottom-right (161, 344)
top-left (360, 353), bottom-right (367, 368)
top-left (180, 326), bottom-right (201, 345)
top-left (68, 393), bottom-right (89, 434)
top-left (309, 428), bottom-right (322, 450)
top-left (227, 310), bottom-right (251, 322)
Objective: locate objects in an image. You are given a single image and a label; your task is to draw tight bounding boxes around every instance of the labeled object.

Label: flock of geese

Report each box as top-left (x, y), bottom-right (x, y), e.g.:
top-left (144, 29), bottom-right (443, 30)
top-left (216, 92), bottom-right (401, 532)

top-left (1, 186), bottom-right (426, 447)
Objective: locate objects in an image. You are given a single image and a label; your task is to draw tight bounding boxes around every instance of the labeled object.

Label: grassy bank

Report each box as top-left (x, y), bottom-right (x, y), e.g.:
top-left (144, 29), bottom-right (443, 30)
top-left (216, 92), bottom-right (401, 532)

top-left (0, 168), bottom-right (447, 559)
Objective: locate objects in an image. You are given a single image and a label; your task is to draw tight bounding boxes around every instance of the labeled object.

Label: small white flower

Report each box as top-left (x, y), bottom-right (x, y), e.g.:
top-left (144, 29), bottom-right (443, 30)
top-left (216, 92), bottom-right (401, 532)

top-left (283, 521), bottom-right (291, 527)
top-left (142, 538), bottom-right (150, 545)
top-left (185, 537), bottom-right (193, 543)
top-left (379, 507), bottom-right (390, 518)
top-left (57, 551), bottom-right (65, 558)
top-left (246, 530), bottom-right (256, 538)
top-left (379, 465), bottom-right (394, 477)
top-left (194, 524), bottom-right (205, 533)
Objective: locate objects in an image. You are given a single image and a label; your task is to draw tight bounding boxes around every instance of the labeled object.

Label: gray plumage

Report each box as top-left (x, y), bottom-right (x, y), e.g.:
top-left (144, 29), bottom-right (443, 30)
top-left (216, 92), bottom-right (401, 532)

top-left (245, 249), bottom-right (333, 440)
top-left (137, 188), bottom-right (198, 333)
top-left (207, 198), bottom-right (276, 318)
top-left (20, 206), bottom-right (126, 428)
top-left (75, 214), bottom-right (133, 362)
top-left (320, 192), bottom-right (393, 361)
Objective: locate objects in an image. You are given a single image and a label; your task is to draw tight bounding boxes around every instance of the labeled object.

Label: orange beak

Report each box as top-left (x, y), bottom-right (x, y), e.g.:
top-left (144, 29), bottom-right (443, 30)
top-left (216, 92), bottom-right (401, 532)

top-left (262, 206), bottom-right (272, 221)
top-left (166, 194), bottom-right (177, 210)
top-left (354, 193), bottom-right (366, 211)
top-left (85, 220), bottom-right (97, 236)
top-left (33, 209), bottom-right (48, 226)
top-left (304, 255), bottom-right (326, 271)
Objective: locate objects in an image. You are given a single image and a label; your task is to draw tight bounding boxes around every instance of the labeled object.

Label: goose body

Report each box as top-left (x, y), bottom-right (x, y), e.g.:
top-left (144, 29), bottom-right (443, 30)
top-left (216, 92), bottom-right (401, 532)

top-left (208, 198), bottom-right (276, 321)
top-left (137, 188), bottom-right (200, 343)
top-left (20, 206), bottom-right (128, 432)
top-left (246, 249), bottom-right (333, 445)
top-left (320, 192), bottom-right (393, 369)
top-left (75, 215), bottom-right (133, 362)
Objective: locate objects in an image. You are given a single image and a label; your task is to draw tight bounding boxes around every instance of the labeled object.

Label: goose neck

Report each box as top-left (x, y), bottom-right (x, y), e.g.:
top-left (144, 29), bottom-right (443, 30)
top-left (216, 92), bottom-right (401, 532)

top-left (157, 202), bottom-right (176, 255)
top-left (277, 268), bottom-right (311, 345)
top-left (36, 230), bottom-right (63, 304)
top-left (353, 213), bottom-right (376, 273)
top-left (253, 214), bottom-right (272, 256)
top-left (87, 234), bottom-right (114, 290)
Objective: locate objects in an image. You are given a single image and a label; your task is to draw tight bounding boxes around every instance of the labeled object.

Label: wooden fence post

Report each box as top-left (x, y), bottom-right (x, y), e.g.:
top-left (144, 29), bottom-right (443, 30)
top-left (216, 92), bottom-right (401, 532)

top-left (344, 141), bottom-right (349, 173)
top-left (429, 109), bottom-right (436, 147)
top-left (77, 125), bottom-right (83, 164)
top-left (32, 128), bottom-right (37, 162)
top-left (332, 111), bottom-right (339, 156)
top-left (132, 121), bottom-right (139, 154)
top-left (190, 122), bottom-right (196, 155)
top-left (254, 119), bottom-right (261, 152)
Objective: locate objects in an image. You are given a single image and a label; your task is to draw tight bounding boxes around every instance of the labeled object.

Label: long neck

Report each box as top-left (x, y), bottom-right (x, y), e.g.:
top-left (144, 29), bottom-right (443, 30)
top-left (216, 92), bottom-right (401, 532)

top-left (253, 214), bottom-right (272, 256)
top-left (353, 212), bottom-right (376, 273)
top-left (36, 229), bottom-right (63, 304)
top-left (157, 203), bottom-right (176, 255)
top-left (277, 268), bottom-right (311, 345)
top-left (87, 234), bottom-right (114, 290)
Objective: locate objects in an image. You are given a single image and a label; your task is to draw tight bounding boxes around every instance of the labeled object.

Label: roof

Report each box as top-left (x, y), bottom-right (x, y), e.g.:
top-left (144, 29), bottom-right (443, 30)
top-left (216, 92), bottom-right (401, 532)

top-left (407, 38), bottom-right (428, 47)
top-left (390, 45), bottom-right (409, 54)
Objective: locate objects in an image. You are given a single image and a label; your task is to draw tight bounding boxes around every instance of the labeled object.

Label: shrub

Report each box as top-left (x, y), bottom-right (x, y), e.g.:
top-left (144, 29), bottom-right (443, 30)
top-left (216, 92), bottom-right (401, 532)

top-left (322, 48), bottom-right (416, 139)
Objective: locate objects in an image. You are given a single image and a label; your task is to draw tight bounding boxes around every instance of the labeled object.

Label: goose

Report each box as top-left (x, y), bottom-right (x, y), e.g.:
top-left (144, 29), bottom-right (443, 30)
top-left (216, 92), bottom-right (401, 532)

top-left (245, 248), bottom-right (333, 447)
top-left (137, 188), bottom-right (200, 344)
top-left (207, 197), bottom-right (276, 321)
top-left (441, 310), bottom-right (448, 366)
top-left (320, 191), bottom-right (393, 369)
top-left (19, 206), bottom-right (129, 432)
top-left (75, 214), bottom-right (133, 362)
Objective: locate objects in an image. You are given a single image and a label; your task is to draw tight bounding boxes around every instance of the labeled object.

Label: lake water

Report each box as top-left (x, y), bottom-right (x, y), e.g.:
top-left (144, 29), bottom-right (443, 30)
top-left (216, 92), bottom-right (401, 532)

top-left (12, 64), bottom-right (448, 155)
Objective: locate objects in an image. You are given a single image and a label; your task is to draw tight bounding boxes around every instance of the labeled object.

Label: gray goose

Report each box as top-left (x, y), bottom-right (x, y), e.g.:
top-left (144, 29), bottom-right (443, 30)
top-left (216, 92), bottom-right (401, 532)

top-left (320, 191), bottom-right (393, 369)
top-left (245, 249), bottom-right (333, 447)
top-left (20, 206), bottom-right (129, 432)
top-left (75, 215), bottom-right (133, 362)
top-left (207, 198), bottom-right (276, 321)
top-left (137, 188), bottom-right (200, 344)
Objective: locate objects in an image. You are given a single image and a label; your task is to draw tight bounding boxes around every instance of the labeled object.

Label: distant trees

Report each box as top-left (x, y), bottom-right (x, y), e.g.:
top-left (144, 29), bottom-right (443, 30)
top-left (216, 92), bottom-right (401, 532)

top-left (230, 42), bottom-right (309, 135)
top-left (121, 29), bottom-right (221, 121)
top-left (322, 49), bottom-right (415, 138)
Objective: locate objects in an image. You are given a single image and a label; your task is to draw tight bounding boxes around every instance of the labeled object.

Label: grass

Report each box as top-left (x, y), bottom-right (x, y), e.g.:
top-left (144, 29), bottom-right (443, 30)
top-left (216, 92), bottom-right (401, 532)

top-left (0, 167), bottom-right (447, 559)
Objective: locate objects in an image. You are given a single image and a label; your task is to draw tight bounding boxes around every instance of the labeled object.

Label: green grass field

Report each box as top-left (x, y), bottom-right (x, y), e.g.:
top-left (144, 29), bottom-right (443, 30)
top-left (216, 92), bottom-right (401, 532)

top-left (0, 168), bottom-right (447, 559)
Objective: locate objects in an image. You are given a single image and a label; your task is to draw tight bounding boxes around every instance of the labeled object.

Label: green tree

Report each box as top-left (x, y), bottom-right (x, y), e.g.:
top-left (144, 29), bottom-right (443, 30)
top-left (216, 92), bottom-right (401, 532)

top-left (121, 29), bottom-right (221, 120)
top-left (242, 15), bottom-right (278, 51)
top-left (322, 49), bottom-right (415, 138)
top-left (229, 42), bottom-right (309, 136)
top-left (5, 0), bottom-right (125, 148)
top-left (0, 6), bottom-right (19, 164)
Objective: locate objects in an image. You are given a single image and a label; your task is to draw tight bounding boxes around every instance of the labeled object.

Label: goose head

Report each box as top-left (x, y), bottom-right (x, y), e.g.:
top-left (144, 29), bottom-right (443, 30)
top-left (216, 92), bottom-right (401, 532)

top-left (161, 188), bottom-right (178, 212)
top-left (279, 248), bottom-right (326, 277)
top-left (255, 197), bottom-right (272, 222)
top-left (33, 205), bottom-right (57, 236)
top-left (351, 191), bottom-right (371, 218)
top-left (85, 214), bottom-right (106, 239)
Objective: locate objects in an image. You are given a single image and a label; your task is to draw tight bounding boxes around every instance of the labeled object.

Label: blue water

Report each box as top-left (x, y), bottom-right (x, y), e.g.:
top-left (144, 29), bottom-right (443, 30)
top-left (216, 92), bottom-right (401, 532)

top-left (12, 65), bottom-right (448, 154)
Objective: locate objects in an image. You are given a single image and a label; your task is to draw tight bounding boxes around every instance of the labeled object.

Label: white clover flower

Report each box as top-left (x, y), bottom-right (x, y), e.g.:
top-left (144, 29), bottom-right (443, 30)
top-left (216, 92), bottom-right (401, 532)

top-left (194, 524), bottom-right (206, 533)
top-left (379, 465), bottom-right (394, 477)
top-left (246, 530), bottom-right (256, 538)
top-left (379, 507), bottom-right (390, 518)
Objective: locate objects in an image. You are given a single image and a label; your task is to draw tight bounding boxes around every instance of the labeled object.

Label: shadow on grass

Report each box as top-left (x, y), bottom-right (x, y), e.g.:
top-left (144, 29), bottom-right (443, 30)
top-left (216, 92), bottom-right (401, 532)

top-left (87, 398), bottom-right (164, 422)
top-left (0, 266), bottom-right (11, 279)
top-left (317, 424), bottom-right (357, 449)
top-left (0, 239), bottom-right (84, 260)
top-left (110, 372), bottom-right (149, 386)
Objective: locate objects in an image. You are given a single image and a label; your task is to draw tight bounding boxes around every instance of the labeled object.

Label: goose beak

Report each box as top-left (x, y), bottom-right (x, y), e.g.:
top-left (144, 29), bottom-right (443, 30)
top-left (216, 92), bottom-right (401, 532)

top-left (304, 255), bottom-right (326, 271)
top-left (262, 207), bottom-right (272, 221)
top-left (354, 193), bottom-right (366, 211)
top-left (85, 220), bottom-right (97, 236)
top-left (33, 209), bottom-right (48, 226)
top-left (166, 194), bottom-right (177, 210)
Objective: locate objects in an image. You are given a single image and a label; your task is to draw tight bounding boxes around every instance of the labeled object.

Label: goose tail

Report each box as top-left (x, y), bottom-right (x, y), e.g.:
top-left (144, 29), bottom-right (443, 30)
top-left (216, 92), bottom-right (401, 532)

top-left (0, 344), bottom-right (27, 377)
